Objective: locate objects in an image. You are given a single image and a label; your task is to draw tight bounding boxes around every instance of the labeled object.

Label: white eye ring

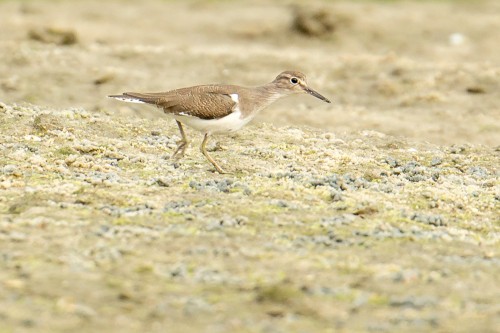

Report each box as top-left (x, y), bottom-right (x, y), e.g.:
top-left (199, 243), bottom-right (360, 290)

top-left (290, 77), bottom-right (299, 84)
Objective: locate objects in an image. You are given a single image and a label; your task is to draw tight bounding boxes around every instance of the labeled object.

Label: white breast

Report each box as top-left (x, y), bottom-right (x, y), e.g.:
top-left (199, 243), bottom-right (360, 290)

top-left (172, 93), bottom-right (254, 134)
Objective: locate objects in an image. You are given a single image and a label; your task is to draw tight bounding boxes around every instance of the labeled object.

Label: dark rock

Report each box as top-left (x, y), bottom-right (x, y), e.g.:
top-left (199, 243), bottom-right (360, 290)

top-left (292, 7), bottom-right (343, 37)
top-left (28, 27), bottom-right (78, 45)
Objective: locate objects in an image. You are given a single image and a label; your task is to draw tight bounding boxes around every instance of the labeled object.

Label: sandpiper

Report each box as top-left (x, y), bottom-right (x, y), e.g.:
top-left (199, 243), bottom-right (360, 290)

top-left (109, 71), bottom-right (330, 173)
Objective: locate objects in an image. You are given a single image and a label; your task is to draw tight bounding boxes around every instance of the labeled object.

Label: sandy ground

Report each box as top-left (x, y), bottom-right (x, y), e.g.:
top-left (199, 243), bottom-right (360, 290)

top-left (0, 0), bottom-right (499, 332)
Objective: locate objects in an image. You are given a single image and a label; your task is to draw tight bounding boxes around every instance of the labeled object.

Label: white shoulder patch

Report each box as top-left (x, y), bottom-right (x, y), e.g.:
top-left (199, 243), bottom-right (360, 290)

top-left (229, 93), bottom-right (239, 104)
top-left (229, 93), bottom-right (240, 114)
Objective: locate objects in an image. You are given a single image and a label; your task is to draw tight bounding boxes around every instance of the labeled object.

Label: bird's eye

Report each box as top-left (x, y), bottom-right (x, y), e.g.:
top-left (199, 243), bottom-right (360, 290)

top-left (290, 77), bottom-right (299, 84)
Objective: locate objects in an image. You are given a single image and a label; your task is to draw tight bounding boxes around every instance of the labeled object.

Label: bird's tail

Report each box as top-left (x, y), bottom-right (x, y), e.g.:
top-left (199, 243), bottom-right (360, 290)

top-left (108, 92), bottom-right (160, 104)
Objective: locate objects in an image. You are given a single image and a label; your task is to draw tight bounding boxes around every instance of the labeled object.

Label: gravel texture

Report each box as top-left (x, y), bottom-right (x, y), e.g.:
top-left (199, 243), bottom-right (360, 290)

top-left (0, 102), bottom-right (498, 333)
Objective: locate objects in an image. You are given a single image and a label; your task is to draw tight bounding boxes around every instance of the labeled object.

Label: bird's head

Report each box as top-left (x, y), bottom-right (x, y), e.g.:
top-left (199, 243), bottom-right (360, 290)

top-left (272, 71), bottom-right (331, 103)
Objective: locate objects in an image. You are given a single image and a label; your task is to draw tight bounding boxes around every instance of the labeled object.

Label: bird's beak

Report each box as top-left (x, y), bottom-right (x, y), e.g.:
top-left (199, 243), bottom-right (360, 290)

top-left (303, 86), bottom-right (331, 103)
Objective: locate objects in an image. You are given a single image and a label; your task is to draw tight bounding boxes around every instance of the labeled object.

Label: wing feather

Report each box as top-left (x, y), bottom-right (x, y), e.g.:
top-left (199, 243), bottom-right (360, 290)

top-left (118, 85), bottom-right (239, 120)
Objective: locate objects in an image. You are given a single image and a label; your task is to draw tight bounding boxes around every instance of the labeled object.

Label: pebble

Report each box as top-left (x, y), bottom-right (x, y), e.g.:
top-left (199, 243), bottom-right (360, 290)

top-left (100, 204), bottom-right (154, 217)
top-left (29, 154), bottom-right (47, 167)
top-left (189, 178), bottom-right (250, 194)
top-left (2, 164), bottom-right (18, 174)
top-left (410, 213), bottom-right (446, 226)
top-left (155, 177), bottom-right (171, 187)
top-left (74, 140), bottom-right (100, 154)
top-left (23, 135), bottom-right (42, 142)
top-left (206, 215), bottom-right (248, 230)
top-left (391, 269), bottom-right (420, 283)
top-left (270, 199), bottom-right (290, 208)
top-left (449, 145), bottom-right (466, 154)
top-left (104, 151), bottom-right (125, 160)
top-left (294, 232), bottom-right (343, 247)
top-left (309, 173), bottom-right (370, 191)
top-left (163, 200), bottom-right (192, 212)
top-left (330, 190), bottom-right (344, 202)
top-left (385, 156), bottom-right (401, 168)
top-left (320, 214), bottom-right (356, 227)
top-left (467, 166), bottom-right (489, 178)
top-left (389, 296), bottom-right (437, 309)
top-left (430, 157), bottom-right (443, 166)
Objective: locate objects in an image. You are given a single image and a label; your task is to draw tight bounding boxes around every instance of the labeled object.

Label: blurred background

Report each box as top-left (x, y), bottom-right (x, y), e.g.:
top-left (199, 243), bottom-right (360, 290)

top-left (0, 0), bottom-right (499, 145)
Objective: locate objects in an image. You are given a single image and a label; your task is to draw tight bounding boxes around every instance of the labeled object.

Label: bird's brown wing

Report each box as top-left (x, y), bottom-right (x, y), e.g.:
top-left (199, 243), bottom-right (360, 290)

top-left (121, 85), bottom-right (238, 120)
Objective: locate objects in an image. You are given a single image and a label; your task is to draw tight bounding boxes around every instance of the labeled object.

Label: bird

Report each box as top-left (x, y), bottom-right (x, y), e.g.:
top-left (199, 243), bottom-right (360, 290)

top-left (109, 71), bottom-right (331, 173)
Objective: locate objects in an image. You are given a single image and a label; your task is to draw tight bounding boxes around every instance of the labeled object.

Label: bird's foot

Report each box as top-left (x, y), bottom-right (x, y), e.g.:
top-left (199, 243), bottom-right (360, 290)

top-left (171, 140), bottom-right (188, 160)
top-left (210, 162), bottom-right (228, 174)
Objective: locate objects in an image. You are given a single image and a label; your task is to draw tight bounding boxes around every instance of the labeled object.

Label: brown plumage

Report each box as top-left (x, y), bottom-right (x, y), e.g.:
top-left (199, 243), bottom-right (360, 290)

top-left (118, 86), bottom-right (240, 120)
top-left (109, 71), bottom-right (330, 173)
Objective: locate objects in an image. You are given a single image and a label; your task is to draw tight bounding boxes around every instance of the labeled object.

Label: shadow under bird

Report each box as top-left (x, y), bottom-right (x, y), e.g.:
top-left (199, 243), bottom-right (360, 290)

top-left (109, 71), bottom-right (331, 173)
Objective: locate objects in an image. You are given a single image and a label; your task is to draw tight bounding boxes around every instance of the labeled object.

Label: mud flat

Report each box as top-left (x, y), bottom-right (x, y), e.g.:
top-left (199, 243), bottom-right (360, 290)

top-left (1, 102), bottom-right (498, 332)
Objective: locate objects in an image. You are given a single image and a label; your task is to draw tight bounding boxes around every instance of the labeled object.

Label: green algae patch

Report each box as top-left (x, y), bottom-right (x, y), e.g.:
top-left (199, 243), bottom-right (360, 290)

top-left (0, 94), bottom-right (499, 333)
top-left (255, 282), bottom-right (302, 304)
top-left (54, 146), bottom-right (76, 156)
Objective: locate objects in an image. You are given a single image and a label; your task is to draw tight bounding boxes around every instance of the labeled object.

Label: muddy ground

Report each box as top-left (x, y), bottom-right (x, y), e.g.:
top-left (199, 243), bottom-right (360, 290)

top-left (0, 0), bottom-right (499, 332)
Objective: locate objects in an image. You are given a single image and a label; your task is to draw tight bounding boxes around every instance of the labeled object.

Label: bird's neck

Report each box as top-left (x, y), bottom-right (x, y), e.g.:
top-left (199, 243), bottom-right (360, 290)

top-left (237, 84), bottom-right (289, 119)
top-left (252, 83), bottom-right (288, 108)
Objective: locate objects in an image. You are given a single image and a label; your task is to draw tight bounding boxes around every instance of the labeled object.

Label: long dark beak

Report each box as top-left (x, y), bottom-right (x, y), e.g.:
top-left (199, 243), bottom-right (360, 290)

top-left (304, 87), bottom-right (331, 103)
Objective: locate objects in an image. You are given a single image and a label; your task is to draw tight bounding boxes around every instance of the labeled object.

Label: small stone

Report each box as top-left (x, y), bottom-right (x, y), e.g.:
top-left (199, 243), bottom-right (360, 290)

top-left (467, 166), bottom-right (489, 178)
top-left (432, 173), bottom-right (440, 181)
top-left (104, 151), bottom-right (125, 160)
top-left (466, 86), bottom-right (486, 94)
top-left (293, 7), bottom-right (343, 37)
top-left (189, 180), bottom-right (201, 190)
top-left (389, 296), bottom-right (436, 309)
top-left (2, 164), bottom-right (17, 174)
top-left (330, 190), bottom-right (343, 202)
top-left (430, 157), bottom-right (442, 166)
top-left (410, 213), bottom-right (446, 226)
top-left (93, 73), bottom-right (115, 85)
top-left (156, 177), bottom-right (171, 187)
top-left (271, 200), bottom-right (289, 208)
top-left (163, 200), bottom-right (191, 211)
top-left (74, 140), bottom-right (100, 154)
top-left (392, 167), bottom-right (402, 175)
top-left (64, 154), bottom-right (78, 166)
top-left (32, 113), bottom-right (63, 132)
top-left (207, 215), bottom-right (248, 230)
top-left (385, 156), bottom-right (400, 168)
top-left (28, 27), bottom-right (78, 45)
top-left (449, 145), bottom-right (466, 154)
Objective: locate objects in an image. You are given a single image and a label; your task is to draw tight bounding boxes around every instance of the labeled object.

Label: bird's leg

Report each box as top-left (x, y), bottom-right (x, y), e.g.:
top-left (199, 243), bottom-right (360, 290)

top-left (200, 133), bottom-right (226, 174)
top-left (171, 120), bottom-right (189, 159)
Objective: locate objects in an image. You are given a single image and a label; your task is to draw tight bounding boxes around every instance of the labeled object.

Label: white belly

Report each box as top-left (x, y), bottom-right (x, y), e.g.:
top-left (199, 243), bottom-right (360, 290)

top-left (172, 109), bottom-right (254, 134)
